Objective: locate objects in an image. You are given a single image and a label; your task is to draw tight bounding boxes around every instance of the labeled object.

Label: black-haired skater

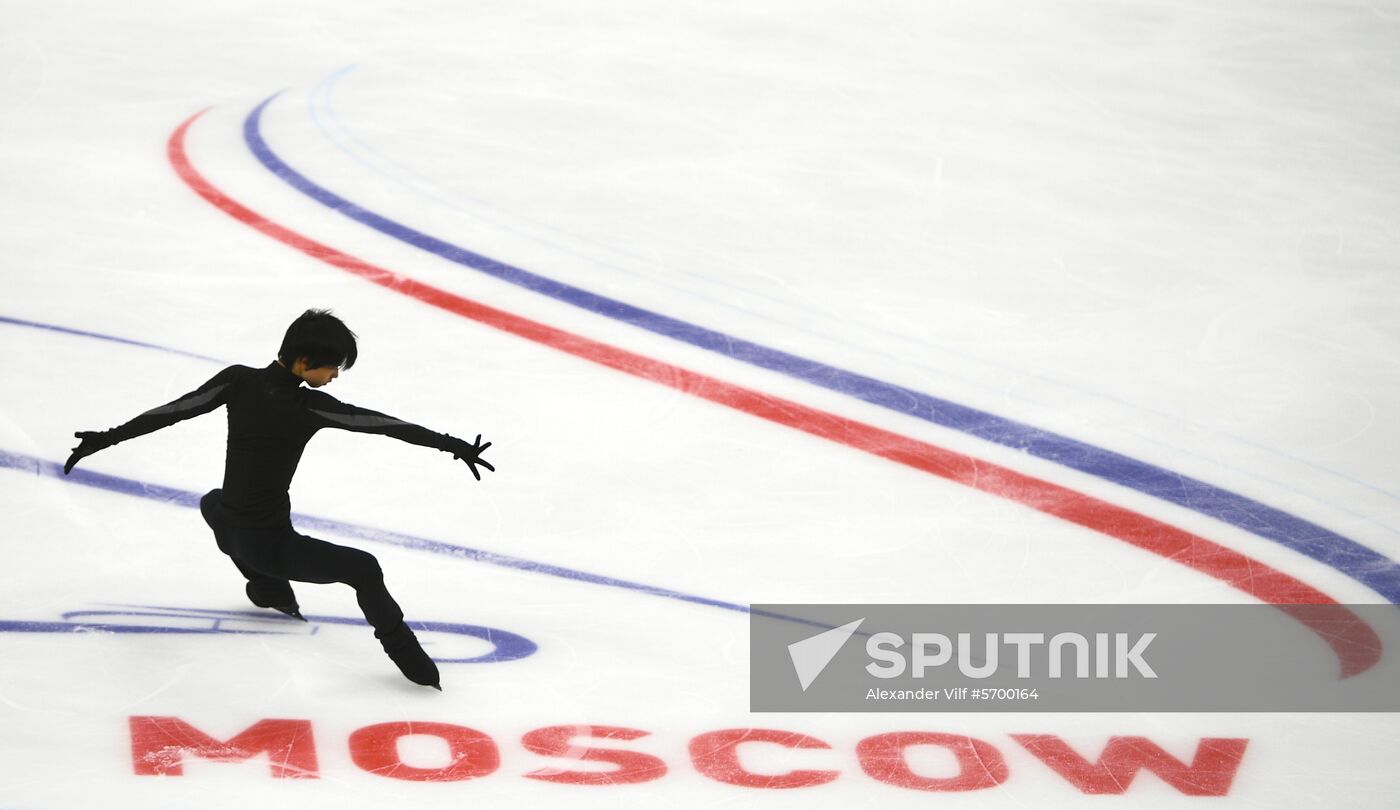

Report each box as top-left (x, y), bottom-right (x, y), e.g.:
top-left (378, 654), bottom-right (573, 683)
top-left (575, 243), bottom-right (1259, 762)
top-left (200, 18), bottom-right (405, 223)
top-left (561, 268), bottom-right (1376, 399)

top-left (64, 309), bottom-right (493, 689)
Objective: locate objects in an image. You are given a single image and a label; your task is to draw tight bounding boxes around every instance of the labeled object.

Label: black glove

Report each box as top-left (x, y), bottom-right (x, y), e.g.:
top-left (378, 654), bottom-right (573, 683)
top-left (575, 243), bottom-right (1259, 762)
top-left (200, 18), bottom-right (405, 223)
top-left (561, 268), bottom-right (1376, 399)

top-left (65, 430), bottom-right (115, 474)
top-left (449, 433), bottom-right (494, 481)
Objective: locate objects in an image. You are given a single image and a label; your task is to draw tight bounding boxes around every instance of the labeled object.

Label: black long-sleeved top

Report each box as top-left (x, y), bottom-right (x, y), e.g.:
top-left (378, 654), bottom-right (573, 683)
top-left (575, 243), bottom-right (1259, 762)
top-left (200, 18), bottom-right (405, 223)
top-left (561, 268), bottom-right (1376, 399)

top-left (102, 361), bottom-right (461, 527)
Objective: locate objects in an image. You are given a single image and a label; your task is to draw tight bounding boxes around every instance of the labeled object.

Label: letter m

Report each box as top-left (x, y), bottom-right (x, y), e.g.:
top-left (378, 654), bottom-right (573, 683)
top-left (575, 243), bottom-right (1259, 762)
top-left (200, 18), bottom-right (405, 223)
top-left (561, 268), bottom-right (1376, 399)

top-left (1012, 735), bottom-right (1247, 796)
top-left (130, 716), bottom-right (319, 778)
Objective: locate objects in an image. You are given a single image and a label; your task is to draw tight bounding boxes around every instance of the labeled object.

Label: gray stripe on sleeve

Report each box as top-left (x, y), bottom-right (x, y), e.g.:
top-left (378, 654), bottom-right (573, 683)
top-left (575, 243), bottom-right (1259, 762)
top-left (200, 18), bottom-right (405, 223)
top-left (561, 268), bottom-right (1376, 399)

top-left (139, 384), bottom-right (229, 417)
top-left (310, 408), bottom-right (411, 429)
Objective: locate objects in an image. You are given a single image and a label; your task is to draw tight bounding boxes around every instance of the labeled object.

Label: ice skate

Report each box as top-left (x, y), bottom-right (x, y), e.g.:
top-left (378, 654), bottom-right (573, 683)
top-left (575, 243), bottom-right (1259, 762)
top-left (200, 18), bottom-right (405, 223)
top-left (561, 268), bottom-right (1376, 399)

top-left (271, 604), bottom-right (306, 621)
top-left (380, 623), bottom-right (441, 690)
top-left (245, 582), bottom-right (306, 622)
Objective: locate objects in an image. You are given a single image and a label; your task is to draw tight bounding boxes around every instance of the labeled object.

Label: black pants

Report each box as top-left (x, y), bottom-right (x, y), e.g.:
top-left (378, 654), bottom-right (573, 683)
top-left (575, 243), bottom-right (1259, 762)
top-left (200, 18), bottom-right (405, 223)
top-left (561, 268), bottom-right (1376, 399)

top-left (199, 489), bottom-right (404, 638)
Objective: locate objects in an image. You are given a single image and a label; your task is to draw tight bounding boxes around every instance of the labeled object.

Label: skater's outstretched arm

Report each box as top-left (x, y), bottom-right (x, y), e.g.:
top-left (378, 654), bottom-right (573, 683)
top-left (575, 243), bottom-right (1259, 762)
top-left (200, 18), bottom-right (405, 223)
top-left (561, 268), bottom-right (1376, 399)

top-left (64, 365), bottom-right (247, 474)
top-left (303, 391), bottom-right (495, 480)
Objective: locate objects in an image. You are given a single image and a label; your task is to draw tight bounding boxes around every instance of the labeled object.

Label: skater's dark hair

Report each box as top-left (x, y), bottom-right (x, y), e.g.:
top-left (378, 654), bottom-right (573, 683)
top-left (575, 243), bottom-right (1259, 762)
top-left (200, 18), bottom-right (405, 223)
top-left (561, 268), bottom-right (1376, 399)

top-left (278, 309), bottom-right (358, 370)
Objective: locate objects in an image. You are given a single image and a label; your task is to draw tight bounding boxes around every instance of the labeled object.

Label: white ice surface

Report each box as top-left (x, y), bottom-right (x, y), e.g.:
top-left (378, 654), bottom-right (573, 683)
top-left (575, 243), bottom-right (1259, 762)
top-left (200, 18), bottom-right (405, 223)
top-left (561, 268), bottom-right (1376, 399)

top-left (2, 1), bottom-right (1399, 807)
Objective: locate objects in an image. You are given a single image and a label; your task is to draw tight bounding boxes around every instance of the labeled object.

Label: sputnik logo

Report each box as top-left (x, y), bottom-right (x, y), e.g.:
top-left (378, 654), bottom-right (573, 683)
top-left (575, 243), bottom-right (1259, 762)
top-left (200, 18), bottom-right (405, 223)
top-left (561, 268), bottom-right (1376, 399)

top-left (788, 618), bottom-right (865, 691)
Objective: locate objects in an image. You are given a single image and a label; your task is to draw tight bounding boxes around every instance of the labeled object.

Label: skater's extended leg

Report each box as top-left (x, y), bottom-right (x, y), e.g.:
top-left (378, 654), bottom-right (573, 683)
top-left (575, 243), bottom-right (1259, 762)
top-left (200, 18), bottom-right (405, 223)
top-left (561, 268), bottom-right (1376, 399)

top-left (265, 532), bottom-right (439, 689)
top-left (272, 534), bottom-right (404, 632)
top-left (199, 489), bottom-right (300, 617)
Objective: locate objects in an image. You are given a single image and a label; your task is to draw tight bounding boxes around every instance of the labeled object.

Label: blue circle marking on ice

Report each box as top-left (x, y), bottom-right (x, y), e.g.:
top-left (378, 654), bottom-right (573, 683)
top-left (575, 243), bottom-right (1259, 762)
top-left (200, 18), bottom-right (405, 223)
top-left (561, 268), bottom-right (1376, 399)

top-left (0, 606), bottom-right (535, 664)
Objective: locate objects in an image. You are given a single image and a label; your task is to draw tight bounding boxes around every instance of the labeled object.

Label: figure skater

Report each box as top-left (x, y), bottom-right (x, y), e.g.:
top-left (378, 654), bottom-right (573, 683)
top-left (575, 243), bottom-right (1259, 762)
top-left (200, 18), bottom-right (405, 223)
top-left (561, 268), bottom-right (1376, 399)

top-left (64, 309), bottom-right (493, 690)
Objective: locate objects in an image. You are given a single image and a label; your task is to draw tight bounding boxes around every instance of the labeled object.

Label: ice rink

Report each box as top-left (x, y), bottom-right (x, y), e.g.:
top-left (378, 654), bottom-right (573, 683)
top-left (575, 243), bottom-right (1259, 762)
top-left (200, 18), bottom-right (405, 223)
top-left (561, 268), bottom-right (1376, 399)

top-left (3, 1), bottom-right (1399, 806)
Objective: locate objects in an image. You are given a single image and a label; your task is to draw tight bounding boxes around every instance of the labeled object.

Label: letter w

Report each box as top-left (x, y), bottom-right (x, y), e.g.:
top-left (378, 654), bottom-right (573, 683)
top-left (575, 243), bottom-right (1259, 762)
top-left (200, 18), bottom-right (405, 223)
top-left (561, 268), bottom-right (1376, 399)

top-left (1011, 735), bottom-right (1247, 796)
top-left (129, 716), bottom-right (319, 778)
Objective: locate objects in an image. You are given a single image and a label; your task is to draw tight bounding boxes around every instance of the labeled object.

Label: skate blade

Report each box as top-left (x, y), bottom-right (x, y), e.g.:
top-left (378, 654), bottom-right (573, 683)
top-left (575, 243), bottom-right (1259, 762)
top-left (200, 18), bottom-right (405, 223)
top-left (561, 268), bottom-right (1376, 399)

top-left (273, 606), bottom-right (307, 622)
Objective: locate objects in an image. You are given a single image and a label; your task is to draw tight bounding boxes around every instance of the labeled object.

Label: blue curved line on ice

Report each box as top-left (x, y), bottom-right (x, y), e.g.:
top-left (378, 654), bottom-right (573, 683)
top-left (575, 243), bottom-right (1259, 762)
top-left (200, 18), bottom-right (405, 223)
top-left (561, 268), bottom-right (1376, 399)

top-left (0, 446), bottom-right (790, 621)
top-left (0, 314), bottom-right (830, 628)
top-left (243, 93), bottom-right (1400, 604)
top-left (308, 66), bottom-right (1400, 544)
top-left (0, 314), bottom-right (224, 363)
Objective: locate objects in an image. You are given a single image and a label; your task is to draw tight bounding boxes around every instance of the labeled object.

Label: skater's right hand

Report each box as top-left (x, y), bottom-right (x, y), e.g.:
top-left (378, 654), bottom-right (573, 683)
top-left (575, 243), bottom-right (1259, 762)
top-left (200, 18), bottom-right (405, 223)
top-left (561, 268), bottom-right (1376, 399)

top-left (64, 430), bottom-right (113, 474)
top-left (449, 433), bottom-right (495, 481)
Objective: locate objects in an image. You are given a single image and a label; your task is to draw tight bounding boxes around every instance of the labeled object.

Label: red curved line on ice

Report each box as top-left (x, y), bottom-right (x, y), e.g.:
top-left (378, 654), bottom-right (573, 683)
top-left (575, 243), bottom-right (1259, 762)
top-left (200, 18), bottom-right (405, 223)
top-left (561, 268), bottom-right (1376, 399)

top-left (167, 110), bottom-right (1380, 677)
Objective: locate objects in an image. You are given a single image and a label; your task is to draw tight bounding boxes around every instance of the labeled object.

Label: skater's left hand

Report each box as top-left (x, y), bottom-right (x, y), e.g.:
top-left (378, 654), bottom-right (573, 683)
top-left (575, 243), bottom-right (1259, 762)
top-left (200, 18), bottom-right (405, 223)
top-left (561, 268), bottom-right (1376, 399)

top-left (64, 430), bottom-right (114, 474)
top-left (450, 433), bottom-right (494, 480)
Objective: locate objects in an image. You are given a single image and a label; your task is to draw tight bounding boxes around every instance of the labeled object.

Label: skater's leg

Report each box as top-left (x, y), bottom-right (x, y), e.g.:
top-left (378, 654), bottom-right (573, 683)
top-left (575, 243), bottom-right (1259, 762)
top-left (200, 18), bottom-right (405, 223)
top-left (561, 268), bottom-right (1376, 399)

top-left (199, 489), bottom-right (299, 613)
top-left (270, 534), bottom-right (404, 634)
top-left (260, 532), bottom-right (439, 689)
